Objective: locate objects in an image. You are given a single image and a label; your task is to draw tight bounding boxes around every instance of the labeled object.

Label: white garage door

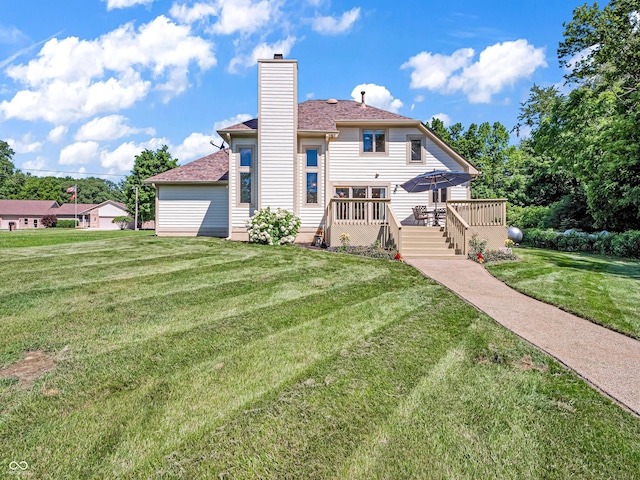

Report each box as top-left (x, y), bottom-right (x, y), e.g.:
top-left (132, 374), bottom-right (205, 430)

top-left (157, 185), bottom-right (228, 236)
top-left (99, 217), bottom-right (119, 229)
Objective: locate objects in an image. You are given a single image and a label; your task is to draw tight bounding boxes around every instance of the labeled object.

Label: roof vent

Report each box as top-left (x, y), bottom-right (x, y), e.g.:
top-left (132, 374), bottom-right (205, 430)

top-left (360, 90), bottom-right (366, 107)
top-left (273, 53), bottom-right (283, 59)
top-left (326, 98), bottom-right (338, 104)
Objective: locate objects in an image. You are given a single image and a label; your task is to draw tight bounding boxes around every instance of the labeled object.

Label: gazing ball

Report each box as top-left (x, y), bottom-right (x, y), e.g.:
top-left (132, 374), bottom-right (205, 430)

top-left (508, 226), bottom-right (523, 243)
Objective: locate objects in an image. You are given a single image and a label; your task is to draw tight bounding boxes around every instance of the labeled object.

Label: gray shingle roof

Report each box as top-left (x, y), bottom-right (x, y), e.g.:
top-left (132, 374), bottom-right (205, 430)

top-left (145, 149), bottom-right (229, 183)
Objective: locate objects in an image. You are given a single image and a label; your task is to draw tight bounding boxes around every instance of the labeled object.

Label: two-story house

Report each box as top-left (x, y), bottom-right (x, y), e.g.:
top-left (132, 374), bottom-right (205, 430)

top-left (146, 56), bottom-right (507, 257)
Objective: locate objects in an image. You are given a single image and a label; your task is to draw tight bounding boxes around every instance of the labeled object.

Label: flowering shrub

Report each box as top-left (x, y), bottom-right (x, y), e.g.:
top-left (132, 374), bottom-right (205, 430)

top-left (245, 207), bottom-right (301, 245)
top-left (504, 238), bottom-right (515, 248)
top-left (338, 232), bottom-right (351, 248)
top-left (468, 232), bottom-right (487, 261)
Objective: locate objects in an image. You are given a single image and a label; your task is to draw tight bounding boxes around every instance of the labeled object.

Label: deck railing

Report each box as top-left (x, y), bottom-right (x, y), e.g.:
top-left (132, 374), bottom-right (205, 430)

top-left (327, 198), bottom-right (394, 248)
top-left (325, 198), bottom-right (507, 255)
top-left (447, 199), bottom-right (507, 226)
top-left (445, 205), bottom-right (471, 256)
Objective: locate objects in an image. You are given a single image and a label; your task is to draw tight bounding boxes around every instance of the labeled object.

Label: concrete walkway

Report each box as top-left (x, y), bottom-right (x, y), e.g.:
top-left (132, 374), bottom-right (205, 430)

top-left (407, 258), bottom-right (640, 416)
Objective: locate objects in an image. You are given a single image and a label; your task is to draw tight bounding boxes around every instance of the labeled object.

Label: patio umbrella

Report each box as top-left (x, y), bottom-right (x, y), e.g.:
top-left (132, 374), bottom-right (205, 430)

top-left (400, 170), bottom-right (474, 193)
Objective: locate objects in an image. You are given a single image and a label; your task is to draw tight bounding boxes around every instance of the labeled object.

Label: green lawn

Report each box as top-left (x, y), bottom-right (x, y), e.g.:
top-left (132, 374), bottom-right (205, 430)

top-left (487, 248), bottom-right (640, 339)
top-left (0, 228), bottom-right (149, 249)
top-left (1, 234), bottom-right (640, 478)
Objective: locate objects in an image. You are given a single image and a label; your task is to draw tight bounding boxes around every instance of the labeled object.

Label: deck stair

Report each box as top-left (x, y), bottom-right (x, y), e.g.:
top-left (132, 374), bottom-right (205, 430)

top-left (400, 226), bottom-right (460, 258)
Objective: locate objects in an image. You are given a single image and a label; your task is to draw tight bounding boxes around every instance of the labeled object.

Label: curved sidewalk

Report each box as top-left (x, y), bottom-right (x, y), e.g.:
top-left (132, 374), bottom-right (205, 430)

top-left (407, 258), bottom-right (640, 416)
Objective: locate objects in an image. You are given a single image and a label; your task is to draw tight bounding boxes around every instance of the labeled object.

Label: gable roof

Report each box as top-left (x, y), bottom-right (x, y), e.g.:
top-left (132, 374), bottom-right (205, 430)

top-left (144, 149), bottom-right (229, 184)
top-left (77, 200), bottom-right (128, 214)
top-left (52, 203), bottom-right (99, 215)
top-left (219, 100), bottom-right (413, 134)
top-left (0, 199), bottom-right (59, 216)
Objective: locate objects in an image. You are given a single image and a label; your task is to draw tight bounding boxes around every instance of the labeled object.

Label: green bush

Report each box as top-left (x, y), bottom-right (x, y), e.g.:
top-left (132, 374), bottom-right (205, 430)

top-left (245, 207), bottom-right (301, 245)
top-left (56, 219), bottom-right (78, 228)
top-left (522, 229), bottom-right (640, 259)
top-left (112, 216), bottom-right (132, 230)
top-left (507, 204), bottom-right (549, 229)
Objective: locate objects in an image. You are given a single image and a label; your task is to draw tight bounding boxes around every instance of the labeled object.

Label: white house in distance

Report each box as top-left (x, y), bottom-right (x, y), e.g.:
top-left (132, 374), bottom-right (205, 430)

top-left (145, 56), bottom-right (507, 257)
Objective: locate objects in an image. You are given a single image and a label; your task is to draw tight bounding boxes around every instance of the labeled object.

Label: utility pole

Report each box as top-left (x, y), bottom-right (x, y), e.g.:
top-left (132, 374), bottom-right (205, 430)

top-left (134, 186), bottom-right (139, 231)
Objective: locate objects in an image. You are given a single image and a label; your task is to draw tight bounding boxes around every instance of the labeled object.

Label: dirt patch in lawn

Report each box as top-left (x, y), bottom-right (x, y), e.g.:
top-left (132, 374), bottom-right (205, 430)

top-left (0, 350), bottom-right (56, 386)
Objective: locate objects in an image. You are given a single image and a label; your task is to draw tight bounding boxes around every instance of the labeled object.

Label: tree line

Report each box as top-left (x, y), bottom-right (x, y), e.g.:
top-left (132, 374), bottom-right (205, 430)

top-left (428, 0), bottom-right (639, 233)
top-left (0, 141), bottom-right (177, 226)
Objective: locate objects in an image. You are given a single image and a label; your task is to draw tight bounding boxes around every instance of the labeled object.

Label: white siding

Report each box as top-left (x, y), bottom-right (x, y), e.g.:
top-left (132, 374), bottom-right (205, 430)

top-left (258, 61), bottom-right (297, 212)
top-left (296, 139), bottom-right (326, 228)
top-left (328, 127), bottom-right (471, 225)
top-left (97, 203), bottom-right (127, 217)
top-left (157, 185), bottom-right (228, 236)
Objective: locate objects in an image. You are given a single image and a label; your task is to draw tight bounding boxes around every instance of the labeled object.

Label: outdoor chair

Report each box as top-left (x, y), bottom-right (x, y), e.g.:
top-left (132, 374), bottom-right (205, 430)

top-left (412, 205), bottom-right (431, 226)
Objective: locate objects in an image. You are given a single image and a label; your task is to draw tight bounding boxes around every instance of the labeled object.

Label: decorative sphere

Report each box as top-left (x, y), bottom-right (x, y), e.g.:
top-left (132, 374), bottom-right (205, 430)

top-left (508, 226), bottom-right (523, 243)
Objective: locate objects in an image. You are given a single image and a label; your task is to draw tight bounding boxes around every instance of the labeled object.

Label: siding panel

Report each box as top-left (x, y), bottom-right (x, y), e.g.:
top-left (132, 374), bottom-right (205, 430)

top-left (157, 185), bottom-right (228, 236)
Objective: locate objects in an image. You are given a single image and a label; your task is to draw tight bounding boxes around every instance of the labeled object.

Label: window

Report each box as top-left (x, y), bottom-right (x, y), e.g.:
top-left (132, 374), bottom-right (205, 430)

top-left (24, 218), bottom-right (28, 225)
top-left (238, 147), bottom-right (253, 204)
top-left (362, 129), bottom-right (386, 153)
top-left (407, 135), bottom-right (425, 164)
top-left (432, 188), bottom-right (448, 204)
top-left (306, 173), bottom-right (318, 203)
top-left (305, 148), bottom-right (320, 205)
top-left (33, 219), bottom-right (38, 228)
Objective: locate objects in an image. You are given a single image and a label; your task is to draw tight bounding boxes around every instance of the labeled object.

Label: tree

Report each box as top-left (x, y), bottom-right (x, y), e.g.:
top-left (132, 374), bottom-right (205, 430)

top-left (112, 216), bottom-right (132, 230)
top-left (122, 145), bottom-right (178, 225)
top-left (516, 1), bottom-right (640, 231)
top-left (0, 140), bottom-right (16, 198)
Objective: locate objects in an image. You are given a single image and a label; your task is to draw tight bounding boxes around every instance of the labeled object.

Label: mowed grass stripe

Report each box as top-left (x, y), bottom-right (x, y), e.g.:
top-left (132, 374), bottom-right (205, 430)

top-left (2, 234), bottom-right (640, 479)
top-left (19, 285), bottom-right (434, 478)
top-left (488, 248), bottom-right (640, 338)
top-left (0, 254), bottom-right (396, 362)
top-left (0, 240), bottom-right (262, 298)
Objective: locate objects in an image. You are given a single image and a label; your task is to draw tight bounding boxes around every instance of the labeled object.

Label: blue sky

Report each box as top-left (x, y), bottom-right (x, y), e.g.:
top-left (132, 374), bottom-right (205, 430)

top-left (1, 0), bottom-right (580, 181)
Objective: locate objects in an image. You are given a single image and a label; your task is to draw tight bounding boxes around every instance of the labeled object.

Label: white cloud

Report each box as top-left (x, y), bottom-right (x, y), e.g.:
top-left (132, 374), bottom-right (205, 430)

top-left (0, 25), bottom-right (29, 45)
top-left (99, 137), bottom-right (168, 171)
top-left (173, 133), bottom-right (215, 162)
top-left (211, 0), bottom-right (275, 35)
top-left (170, 0), bottom-right (276, 34)
top-left (312, 7), bottom-right (360, 35)
top-left (350, 83), bottom-right (403, 113)
top-left (103, 0), bottom-right (154, 10)
top-left (59, 141), bottom-right (100, 165)
top-left (7, 135), bottom-right (43, 154)
top-left (170, 2), bottom-right (218, 23)
top-left (430, 113), bottom-right (452, 126)
top-left (0, 16), bottom-right (216, 123)
top-left (75, 115), bottom-right (155, 141)
top-left (402, 40), bottom-right (547, 103)
top-left (213, 113), bottom-right (253, 131)
top-left (21, 156), bottom-right (50, 172)
top-left (48, 125), bottom-right (68, 143)
top-left (229, 36), bottom-right (296, 72)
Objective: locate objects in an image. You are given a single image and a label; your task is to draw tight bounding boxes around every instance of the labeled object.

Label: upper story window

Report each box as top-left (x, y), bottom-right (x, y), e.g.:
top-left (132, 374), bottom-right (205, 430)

top-left (362, 129), bottom-right (386, 153)
top-left (407, 135), bottom-right (425, 164)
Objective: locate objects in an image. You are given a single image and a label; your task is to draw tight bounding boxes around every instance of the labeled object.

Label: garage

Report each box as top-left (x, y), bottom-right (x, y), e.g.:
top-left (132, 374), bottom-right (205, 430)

top-left (144, 150), bottom-right (230, 237)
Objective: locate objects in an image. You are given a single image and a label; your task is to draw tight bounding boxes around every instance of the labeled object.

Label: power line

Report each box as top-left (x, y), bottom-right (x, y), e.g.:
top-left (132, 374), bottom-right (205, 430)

top-left (18, 168), bottom-right (127, 178)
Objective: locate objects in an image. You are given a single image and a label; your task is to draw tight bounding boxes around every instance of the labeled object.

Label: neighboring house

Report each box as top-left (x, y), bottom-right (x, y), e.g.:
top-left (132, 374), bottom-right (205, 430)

top-left (0, 200), bottom-right (58, 230)
top-left (145, 56), bottom-right (507, 256)
top-left (0, 199), bottom-right (131, 230)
